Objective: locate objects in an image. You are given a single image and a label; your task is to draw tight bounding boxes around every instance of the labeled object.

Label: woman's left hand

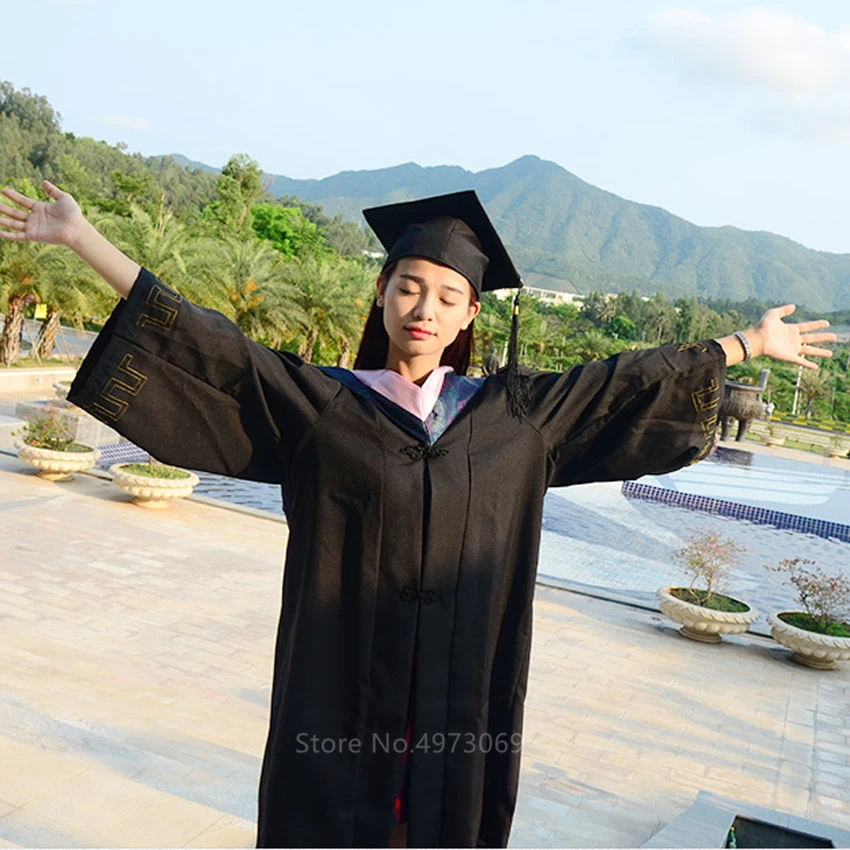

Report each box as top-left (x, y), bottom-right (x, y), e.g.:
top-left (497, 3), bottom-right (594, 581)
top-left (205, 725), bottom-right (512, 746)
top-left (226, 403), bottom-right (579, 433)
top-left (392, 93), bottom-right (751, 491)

top-left (753, 305), bottom-right (837, 370)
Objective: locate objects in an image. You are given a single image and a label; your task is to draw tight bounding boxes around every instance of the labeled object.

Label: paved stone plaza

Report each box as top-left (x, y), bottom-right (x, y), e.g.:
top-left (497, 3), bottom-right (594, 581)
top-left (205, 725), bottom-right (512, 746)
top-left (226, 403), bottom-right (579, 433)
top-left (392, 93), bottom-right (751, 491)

top-left (0, 444), bottom-right (848, 847)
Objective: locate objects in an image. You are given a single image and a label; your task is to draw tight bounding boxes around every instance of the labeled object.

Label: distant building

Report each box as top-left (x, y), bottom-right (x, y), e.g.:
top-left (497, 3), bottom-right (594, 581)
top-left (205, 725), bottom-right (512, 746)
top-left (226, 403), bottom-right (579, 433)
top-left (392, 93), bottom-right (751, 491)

top-left (490, 286), bottom-right (616, 306)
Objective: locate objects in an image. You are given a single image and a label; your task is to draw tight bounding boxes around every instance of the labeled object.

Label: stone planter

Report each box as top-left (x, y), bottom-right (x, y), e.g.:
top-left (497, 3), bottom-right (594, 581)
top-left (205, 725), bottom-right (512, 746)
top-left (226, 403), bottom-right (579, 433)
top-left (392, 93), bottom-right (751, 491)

top-left (767, 612), bottom-right (850, 670)
top-left (657, 587), bottom-right (759, 643)
top-left (763, 436), bottom-right (785, 448)
top-left (52, 381), bottom-right (71, 401)
top-left (109, 463), bottom-right (199, 509)
top-left (16, 441), bottom-right (100, 481)
top-left (825, 446), bottom-right (847, 459)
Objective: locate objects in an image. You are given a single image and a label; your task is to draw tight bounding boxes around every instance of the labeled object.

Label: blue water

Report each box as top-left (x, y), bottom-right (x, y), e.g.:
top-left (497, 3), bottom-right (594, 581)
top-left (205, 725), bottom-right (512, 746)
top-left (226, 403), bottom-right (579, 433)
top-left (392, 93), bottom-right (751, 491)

top-left (642, 446), bottom-right (850, 524)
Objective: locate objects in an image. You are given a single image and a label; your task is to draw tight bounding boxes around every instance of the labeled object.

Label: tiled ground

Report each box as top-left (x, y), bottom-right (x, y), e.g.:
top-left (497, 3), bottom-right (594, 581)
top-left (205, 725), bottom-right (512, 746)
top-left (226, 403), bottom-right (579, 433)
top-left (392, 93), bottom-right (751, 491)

top-left (0, 449), bottom-right (849, 848)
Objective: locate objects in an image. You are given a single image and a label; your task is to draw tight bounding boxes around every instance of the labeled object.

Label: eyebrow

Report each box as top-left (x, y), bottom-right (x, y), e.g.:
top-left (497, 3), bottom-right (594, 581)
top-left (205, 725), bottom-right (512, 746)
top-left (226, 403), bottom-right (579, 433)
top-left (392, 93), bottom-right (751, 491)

top-left (398, 273), bottom-right (466, 296)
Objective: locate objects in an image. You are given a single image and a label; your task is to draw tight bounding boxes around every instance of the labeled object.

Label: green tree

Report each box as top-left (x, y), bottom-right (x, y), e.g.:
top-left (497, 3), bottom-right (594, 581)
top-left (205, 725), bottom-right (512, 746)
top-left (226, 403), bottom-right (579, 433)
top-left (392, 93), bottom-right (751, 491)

top-left (605, 314), bottom-right (637, 341)
top-left (0, 242), bottom-right (67, 365)
top-left (207, 154), bottom-right (266, 234)
top-left (98, 203), bottom-right (191, 285)
top-left (195, 236), bottom-right (304, 348)
top-left (252, 203), bottom-right (328, 259)
top-left (284, 255), bottom-right (372, 364)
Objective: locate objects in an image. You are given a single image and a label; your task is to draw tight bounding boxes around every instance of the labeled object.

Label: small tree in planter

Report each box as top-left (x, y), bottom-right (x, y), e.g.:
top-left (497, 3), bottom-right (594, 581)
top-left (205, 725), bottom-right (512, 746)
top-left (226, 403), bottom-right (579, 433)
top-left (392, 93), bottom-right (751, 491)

top-left (109, 453), bottom-right (199, 509)
top-left (763, 422), bottom-right (784, 448)
top-left (657, 529), bottom-right (759, 643)
top-left (14, 407), bottom-right (100, 481)
top-left (764, 558), bottom-right (850, 669)
top-left (825, 435), bottom-right (847, 459)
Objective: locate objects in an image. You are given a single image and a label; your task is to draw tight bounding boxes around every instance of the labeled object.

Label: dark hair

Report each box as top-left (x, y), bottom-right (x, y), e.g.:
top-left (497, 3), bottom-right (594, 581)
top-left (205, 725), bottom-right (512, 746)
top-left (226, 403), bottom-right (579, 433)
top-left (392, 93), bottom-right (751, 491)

top-left (353, 261), bottom-right (476, 375)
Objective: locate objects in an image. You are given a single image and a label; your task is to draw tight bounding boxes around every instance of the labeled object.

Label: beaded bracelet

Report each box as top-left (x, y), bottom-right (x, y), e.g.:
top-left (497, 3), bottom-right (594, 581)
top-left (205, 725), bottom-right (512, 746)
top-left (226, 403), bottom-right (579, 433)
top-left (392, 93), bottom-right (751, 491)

top-left (733, 330), bottom-right (752, 362)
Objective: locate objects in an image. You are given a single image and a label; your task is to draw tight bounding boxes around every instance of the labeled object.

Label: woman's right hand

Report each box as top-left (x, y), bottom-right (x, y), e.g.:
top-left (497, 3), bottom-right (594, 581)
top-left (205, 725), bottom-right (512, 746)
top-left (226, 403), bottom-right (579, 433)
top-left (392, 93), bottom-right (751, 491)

top-left (0, 180), bottom-right (87, 248)
top-left (1, 180), bottom-right (140, 299)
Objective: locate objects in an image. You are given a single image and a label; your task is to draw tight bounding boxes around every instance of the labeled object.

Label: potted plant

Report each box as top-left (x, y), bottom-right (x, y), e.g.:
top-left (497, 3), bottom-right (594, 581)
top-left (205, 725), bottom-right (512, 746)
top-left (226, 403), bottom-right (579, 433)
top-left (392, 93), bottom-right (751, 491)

top-left (109, 453), bottom-right (199, 509)
top-left (825, 434), bottom-right (848, 459)
top-left (52, 380), bottom-right (72, 401)
top-left (657, 530), bottom-right (759, 643)
top-left (764, 558), bottom-right (850, 669)
top-left (14, 407), bottom-right (100, 481)
top-left (762, 422), bottom-right (785, 448)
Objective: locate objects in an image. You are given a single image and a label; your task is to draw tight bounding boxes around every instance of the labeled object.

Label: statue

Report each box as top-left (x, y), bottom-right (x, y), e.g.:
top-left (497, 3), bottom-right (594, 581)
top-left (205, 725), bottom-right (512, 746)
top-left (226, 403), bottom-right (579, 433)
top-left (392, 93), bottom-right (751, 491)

top-left (719, 368), bottom-right (771, 441)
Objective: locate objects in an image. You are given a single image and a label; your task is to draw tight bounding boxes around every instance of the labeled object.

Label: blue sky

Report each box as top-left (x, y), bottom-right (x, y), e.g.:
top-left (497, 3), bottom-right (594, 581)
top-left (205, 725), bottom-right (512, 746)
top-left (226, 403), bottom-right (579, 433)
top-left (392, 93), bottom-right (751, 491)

top-left (6, 1), bottom-right (850, 252)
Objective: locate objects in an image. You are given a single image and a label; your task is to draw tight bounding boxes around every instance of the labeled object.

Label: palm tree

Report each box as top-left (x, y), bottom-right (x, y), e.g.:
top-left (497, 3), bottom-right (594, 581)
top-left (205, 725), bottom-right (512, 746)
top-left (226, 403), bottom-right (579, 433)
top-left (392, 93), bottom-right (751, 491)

top-left (30, 254), bottom-right (110, 358)
top-left (97, 203), bottom-right (191, 287)
top-left (284, 255), bottom-right (371, 364)
top-left (195, 235), bottom-right (305, 348)
top-left (568, 329), bottom-right (614, 364)
top-left (474, 309), bottom-right (508, 368)
top-left (800, 369), bottom-right (832, 419)
top-left (0, 242), bottom-right (68, 365)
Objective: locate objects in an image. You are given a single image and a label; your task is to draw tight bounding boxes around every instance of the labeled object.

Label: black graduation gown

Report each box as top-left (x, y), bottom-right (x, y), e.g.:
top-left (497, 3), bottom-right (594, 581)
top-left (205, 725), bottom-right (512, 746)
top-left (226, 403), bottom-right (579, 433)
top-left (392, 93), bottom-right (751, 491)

top-left (68, 268), bottom-right (727, 848)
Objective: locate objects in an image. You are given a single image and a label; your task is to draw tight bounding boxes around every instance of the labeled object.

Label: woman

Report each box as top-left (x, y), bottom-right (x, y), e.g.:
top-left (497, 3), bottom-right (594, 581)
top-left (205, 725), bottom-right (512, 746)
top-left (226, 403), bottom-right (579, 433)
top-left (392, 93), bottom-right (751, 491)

top-left (0, 181), bottom-right (836, 848)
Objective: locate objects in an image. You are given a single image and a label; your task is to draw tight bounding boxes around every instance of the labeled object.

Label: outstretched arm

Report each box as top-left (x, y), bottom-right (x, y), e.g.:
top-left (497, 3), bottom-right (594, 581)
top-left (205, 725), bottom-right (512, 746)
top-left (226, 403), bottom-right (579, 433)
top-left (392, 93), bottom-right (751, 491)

top-left (0, 181), bottom-right (140, 299)
top-left (715, 306), bottom-right (836, 369)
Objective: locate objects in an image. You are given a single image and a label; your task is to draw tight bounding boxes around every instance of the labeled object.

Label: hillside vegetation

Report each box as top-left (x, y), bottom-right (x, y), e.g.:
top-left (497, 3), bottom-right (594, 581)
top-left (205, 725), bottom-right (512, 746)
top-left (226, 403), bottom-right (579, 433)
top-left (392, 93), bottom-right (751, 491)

top-left (1, 81), bottom-right (848, 424)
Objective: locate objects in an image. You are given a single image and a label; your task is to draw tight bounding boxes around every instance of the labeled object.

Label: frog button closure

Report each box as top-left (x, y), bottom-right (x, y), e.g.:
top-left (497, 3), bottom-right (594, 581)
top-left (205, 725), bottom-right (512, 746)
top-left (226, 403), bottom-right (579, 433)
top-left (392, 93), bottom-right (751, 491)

top-left (401, 444), bottom-right (448, 461)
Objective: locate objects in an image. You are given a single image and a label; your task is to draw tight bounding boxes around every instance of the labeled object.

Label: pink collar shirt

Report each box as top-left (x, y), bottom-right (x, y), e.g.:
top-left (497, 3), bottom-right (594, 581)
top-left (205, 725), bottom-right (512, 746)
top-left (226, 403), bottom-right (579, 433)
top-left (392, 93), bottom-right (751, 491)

top-left (351, 366), bottom-right (453, 422)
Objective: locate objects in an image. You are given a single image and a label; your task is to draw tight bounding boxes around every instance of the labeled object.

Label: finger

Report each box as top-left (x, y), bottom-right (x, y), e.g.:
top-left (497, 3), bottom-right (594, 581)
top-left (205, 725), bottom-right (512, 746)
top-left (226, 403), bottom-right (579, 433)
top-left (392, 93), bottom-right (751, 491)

top-left (0, 187), bottom-right (35, 209)
top-left (42, 180), bottom-right (62, 200)
top-left (795, 319), bottom-right (831, 332)
top-left (0, 229), bottom-right (26, 242)
top-left (0, 216), bottom-right (26, 232)
top-left (774, 304), bottom-right (796, 318)
top-left (800, 332), bottom-right (838, 344)
top-left (800, 346), bottom-right (834, 358)
top-left (0, 201), bottom-right (28, 221)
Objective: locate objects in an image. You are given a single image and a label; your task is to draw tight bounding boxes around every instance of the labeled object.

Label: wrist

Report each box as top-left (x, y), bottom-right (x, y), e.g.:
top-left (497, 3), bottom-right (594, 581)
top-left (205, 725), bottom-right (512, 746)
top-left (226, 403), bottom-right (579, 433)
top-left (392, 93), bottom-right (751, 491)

top-left (65, 217), bottom-right (97, 254)
top-left (742, 327), bottom-right (764, 359)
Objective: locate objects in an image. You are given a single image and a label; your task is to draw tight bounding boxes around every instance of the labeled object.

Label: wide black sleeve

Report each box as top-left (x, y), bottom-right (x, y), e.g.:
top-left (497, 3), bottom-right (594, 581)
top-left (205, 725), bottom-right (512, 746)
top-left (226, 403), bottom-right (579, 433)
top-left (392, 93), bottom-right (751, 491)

top-left (524, 340), bottom-right (727, 487)
top-left (67, 267), bottom-right (338, 483)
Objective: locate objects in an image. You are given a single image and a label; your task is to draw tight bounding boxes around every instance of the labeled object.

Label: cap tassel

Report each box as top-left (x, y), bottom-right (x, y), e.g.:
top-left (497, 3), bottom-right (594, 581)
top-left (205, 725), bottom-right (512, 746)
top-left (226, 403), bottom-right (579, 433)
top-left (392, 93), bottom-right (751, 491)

top-left (506, 284), bottom-right (531, 418)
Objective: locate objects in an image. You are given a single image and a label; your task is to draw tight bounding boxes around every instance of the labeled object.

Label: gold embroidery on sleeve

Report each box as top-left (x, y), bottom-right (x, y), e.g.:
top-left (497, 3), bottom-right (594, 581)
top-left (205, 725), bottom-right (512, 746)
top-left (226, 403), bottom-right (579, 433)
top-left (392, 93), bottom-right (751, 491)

top-left (677, 341), bottom-right (710, 353)
top-left (691, 378), bottom-right (720, 413)
top-left (700, 414), bottom-right (719, 441)
top-left (91, 353), bottom-right (149, 422)
top-left (136, 280), bottom-right (183, 331)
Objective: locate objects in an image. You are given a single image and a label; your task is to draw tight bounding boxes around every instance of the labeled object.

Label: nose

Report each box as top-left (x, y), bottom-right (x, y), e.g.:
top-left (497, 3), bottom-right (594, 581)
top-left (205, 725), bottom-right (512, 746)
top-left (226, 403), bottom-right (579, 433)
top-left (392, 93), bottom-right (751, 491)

top-left (413, 291), bottom-right (438, 321)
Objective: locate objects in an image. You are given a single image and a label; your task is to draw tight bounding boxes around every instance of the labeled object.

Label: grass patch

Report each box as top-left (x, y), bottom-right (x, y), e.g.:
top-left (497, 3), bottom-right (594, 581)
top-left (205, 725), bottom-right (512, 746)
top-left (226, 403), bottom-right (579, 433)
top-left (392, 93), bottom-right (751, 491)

top-left (669, 587), bottom-right (750, 613)
top-left (779, 612), bottom-right (850, 638)
top-left (122, 463), bottom-right (192, 480)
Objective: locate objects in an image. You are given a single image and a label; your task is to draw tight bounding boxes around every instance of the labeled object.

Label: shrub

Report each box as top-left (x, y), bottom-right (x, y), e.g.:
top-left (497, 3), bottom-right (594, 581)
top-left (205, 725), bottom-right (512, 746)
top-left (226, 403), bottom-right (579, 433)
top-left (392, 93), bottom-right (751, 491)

top-left (765, 558), bottom-right (850, 632)
top-left (15, 407), bottom-right (78, 451)
top-left (672, 529), bottom-right (745, 607)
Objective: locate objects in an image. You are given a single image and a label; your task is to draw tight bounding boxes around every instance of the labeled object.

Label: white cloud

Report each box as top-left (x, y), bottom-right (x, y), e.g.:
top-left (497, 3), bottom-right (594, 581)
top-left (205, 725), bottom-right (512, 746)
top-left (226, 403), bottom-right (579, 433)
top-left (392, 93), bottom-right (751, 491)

top-left (644, 7), bottom-right (850, 95)
top-left (640, 7), bottom-right (850, 143)
top-left (103, 115), bottom-right (150, 133)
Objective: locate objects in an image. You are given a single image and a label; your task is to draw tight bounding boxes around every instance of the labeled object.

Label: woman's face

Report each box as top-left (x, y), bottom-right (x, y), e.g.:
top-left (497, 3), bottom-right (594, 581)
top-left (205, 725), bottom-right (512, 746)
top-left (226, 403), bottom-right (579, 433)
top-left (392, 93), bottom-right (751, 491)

top-left (377, 257), bottom-right (480, 364)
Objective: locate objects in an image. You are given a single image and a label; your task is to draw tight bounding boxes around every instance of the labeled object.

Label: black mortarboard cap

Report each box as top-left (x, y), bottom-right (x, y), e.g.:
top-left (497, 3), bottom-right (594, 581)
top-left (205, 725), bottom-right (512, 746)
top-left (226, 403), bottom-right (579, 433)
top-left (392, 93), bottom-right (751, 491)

top-left (362, 190), bottom-right (522, 296)
top-left (363, 190), bottom-right (530, 418)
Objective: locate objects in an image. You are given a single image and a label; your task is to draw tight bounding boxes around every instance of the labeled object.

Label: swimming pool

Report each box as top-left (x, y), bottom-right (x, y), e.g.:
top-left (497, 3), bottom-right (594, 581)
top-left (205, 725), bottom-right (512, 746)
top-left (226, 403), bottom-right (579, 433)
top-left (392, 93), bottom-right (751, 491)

top-left (641, 446), bottom-right (850, 523)
top-left (539, 481), bottom-right (850, 621)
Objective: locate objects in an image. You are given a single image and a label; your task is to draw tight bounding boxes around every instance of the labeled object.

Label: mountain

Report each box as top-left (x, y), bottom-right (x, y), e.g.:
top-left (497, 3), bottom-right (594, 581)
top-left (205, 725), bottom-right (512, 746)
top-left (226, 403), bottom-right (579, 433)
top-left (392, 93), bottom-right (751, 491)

top-left (183, 154), bottom-right (850, 311)
top-left (161, 153), bottom-right (220, 174)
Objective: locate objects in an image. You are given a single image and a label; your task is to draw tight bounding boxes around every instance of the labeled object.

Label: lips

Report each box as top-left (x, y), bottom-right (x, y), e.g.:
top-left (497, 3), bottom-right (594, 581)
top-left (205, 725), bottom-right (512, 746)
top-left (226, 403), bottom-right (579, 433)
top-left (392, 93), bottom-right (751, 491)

top-left (406, 328), bottom-right (434, 339)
